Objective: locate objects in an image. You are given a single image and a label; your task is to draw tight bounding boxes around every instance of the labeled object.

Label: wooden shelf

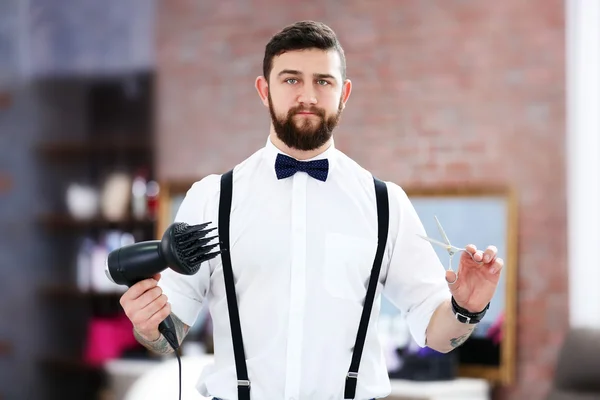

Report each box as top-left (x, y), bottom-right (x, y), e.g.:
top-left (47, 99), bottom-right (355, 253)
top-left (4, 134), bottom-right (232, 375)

top-left (39, 355), bottom-right (101, 372)
top-left (38, 214), bottom-right (155, 230)
top-left (39, 284), bottom-right (125, 299)
top-left (32, 76), bottom-right (156, 399)
top-left (40, 354), bottom-right (157, 374)
top-left (36, 137), bottom-right (152, 159)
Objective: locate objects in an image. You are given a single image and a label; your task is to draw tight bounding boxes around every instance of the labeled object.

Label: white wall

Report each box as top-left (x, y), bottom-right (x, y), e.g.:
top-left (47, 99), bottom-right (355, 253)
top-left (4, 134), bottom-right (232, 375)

top-left (566, 0), bottom-right (600, 328)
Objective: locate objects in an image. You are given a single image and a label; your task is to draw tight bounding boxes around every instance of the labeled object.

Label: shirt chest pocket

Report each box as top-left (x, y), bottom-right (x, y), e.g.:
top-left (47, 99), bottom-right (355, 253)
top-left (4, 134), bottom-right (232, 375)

top-left (322, 233), bottom-right (378, 302)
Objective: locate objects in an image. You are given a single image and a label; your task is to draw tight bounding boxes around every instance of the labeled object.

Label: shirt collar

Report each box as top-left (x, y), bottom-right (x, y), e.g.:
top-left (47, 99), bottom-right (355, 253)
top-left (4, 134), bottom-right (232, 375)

top-left (263, 135), bottom-right (337, 179)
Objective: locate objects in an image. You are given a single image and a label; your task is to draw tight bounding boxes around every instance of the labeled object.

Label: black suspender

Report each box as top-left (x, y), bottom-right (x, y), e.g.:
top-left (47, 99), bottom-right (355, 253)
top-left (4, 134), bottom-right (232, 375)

top-left (344, 177), bottom-right (389, 399)
top-left (218, 169), bottom-right (251, 400)
top-left (218, 170), bottom-right (389, 400)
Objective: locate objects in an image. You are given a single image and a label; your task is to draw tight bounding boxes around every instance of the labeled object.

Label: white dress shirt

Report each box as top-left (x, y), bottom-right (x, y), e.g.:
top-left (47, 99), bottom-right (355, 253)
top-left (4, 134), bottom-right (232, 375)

top-left (159, 137), bottom-right (451, 400)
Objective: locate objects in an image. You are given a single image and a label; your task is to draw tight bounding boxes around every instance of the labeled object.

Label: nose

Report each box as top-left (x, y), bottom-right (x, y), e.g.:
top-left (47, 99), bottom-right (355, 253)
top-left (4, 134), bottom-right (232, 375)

top-left (297, 85), bottom-right (317, 105)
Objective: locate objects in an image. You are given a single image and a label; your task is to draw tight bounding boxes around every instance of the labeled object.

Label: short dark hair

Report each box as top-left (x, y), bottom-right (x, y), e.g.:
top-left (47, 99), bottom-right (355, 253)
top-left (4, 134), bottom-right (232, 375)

top-left (262, 20), bottom-right (346, 82)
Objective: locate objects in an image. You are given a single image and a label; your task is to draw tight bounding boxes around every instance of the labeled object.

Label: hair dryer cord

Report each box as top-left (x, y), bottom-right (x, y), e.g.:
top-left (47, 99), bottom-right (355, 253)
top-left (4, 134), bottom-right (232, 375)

top-left (158, 316), bottom-right (182, 400)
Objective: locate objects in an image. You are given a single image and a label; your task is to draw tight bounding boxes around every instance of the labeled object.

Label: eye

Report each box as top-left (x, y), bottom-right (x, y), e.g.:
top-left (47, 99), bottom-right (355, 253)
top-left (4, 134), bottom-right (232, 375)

top-left (317, 80), bottom-right (329, 86)
top-left (285, 78), bottom-right (298, 84)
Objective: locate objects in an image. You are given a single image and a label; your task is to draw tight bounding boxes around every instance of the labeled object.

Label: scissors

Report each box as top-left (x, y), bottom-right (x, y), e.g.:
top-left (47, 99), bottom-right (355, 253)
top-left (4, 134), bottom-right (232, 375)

top-left (417, 216), bottom-right (479, 284)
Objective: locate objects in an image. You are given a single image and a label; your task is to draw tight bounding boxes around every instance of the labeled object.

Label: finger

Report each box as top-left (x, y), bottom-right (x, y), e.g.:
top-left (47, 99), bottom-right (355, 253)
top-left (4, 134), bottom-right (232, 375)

top-left (469, 249), bottom-right (484, 263)
top-left (139, 294), bottom-right (169, 322)
top-left (121, 278), bottom-right (159, 303)
top-left (152, 273), bottom-right (161, 281)
top-left (146, 303), bottom-right (172, 328)
top-left (483, 245), bottom-right (498, 264)
top-left (445, 270), bottom-right (458, 284)
top-left (464, 244), bottom-right (477, 255)
top-left (460, 245), bottom-right (483, 266)
top-left (489, 257), bottom-right (504, 275)
top-left (134, 286), bottom-right (163, 310)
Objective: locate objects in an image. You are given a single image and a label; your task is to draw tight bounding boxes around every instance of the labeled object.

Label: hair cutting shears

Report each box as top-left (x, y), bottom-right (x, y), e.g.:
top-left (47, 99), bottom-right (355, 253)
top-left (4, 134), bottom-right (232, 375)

top-left (417, 215), bottom-right (478, 284)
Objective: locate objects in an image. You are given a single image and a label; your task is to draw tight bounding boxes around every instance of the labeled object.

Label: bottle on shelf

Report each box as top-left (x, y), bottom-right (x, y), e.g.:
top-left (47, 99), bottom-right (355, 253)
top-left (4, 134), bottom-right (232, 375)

top-left (145, 180), bottom-right (160, 220)
top-left (131, 168), bottom-right (149, 220)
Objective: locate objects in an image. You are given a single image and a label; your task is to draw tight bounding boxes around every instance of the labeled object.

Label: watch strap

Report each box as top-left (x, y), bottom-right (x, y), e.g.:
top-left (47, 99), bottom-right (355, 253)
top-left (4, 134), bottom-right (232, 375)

top-left (451, 297), bottom-right (489, 324)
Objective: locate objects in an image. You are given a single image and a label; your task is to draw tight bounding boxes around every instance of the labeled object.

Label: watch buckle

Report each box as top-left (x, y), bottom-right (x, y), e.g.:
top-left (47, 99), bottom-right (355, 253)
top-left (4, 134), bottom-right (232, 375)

top-left (456, 312), bottom-right (471, 323)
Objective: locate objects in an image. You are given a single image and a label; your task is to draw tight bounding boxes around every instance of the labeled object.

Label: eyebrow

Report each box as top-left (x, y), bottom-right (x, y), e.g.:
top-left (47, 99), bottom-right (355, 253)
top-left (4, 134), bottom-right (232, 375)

top-left (277, 69), bottom-right (337, 82)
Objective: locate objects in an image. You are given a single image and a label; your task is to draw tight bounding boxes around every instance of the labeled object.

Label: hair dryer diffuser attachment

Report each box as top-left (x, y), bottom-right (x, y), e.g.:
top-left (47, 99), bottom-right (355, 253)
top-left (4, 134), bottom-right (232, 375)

top-left (161, 221), bottom-right (221, 275)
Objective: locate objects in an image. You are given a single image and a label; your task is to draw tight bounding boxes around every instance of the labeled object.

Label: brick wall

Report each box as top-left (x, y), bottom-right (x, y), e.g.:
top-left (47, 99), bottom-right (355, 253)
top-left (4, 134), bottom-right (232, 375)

top-left (156, 1), bottom-right (567, 399)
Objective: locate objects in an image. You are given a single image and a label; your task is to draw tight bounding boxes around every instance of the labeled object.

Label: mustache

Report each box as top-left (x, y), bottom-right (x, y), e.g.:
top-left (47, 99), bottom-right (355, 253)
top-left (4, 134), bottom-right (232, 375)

top-left (290, 106), bottom-right (326, 117)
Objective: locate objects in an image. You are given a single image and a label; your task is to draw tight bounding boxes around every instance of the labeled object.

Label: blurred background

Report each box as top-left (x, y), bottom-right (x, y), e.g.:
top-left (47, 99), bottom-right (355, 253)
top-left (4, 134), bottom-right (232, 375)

top-left (1, 0), bottom-right (597, 399)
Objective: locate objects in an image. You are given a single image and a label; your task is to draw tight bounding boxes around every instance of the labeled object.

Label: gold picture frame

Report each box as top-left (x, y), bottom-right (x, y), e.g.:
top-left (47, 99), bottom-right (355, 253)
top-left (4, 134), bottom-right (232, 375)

top-left (156, 179), bottom-right (198, 239)
top-left (402, 184), bottom-right (519, 386)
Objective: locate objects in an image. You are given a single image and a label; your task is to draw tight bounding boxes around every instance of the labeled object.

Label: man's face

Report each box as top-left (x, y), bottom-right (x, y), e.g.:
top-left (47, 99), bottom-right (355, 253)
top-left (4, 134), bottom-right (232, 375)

top-left (257, 49), bottom-right (352, 151)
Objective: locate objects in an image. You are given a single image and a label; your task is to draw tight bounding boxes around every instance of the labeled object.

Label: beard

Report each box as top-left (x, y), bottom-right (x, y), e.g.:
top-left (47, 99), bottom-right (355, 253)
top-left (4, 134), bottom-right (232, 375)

top-left (268, 93), bottom-right (343, 151)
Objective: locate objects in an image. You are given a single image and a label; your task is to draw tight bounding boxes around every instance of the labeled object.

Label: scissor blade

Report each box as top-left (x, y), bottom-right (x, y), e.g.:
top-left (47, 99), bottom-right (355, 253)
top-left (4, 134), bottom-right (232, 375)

top-left (417, 234), bottom-right (452, 249)
top-left (417, 234), bottom-right (465, 254)
top-left (434, 215), bottom-right (451, 246)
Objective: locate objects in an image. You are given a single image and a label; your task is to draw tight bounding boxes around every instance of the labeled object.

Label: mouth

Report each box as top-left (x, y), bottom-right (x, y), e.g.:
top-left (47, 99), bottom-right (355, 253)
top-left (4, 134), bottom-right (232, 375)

top-left (295, 111), bottom-right (319, 117)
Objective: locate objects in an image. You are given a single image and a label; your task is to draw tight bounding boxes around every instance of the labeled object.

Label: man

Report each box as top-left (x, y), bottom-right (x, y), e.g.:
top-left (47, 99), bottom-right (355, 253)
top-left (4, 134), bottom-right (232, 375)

top-left (119, 20), bottom-right (503, 400)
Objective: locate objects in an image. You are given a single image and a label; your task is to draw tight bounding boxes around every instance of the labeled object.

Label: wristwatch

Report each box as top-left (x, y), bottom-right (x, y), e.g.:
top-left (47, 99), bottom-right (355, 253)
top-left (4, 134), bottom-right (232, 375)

top-left (451, 297), bottom-right (489, 324)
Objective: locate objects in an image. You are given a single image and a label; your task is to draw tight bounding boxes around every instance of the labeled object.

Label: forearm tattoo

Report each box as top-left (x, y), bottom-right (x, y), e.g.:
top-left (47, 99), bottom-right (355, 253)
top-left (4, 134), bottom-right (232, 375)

top-left (449, 326), bottom-right (476, 348)
top-left (133, 313), bottom-right (190, 355)
top-left (172, 313), bottom-right (190, 344)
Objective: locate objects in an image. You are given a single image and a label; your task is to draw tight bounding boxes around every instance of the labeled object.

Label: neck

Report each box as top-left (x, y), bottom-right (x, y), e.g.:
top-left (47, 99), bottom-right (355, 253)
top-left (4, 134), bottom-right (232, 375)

top-left (269, 127), bottom-right (332, 161)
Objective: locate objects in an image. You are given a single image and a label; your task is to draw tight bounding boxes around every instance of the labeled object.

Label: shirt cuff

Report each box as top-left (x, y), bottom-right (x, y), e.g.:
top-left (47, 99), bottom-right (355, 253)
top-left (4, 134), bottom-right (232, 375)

top-left (406, 288), bottom-right (451, 347)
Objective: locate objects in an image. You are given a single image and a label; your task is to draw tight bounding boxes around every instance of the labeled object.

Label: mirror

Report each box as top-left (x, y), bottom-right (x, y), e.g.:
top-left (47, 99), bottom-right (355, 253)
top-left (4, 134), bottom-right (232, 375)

top-left (381, 185), bottom-right (518, 385)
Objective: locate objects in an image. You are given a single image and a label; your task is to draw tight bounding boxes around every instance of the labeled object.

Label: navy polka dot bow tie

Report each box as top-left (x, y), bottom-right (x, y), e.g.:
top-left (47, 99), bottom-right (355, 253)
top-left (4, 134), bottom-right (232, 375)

top-left (274, 153), bottom-right (329, 182)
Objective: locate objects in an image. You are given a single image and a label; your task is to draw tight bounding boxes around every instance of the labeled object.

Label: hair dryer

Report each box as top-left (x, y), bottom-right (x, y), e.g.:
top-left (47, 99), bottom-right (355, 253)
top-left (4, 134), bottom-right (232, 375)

top-left (105, 221), bottom-right (220, 350)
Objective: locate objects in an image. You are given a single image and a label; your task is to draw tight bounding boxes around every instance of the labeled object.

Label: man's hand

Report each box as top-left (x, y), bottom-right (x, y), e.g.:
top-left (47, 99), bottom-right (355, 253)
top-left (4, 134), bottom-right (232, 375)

top-left (119, 273), bottom-right (170, 342)
top-left (447, 245), bottom-right (504, 313)
top-left (425, 245), bottom-right (503, 353)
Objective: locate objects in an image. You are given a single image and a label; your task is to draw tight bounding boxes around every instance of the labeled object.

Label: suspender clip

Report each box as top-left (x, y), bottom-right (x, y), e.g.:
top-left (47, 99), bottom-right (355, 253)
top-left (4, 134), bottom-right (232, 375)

top-left (237, 380), bottom-right (251, 387)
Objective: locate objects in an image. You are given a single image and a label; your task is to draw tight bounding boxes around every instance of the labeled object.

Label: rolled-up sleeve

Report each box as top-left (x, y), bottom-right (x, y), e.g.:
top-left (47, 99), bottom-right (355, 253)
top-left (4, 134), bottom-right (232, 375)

top-left (157, 174), bottom-right (221, 327)
top-left (382, 183), bottom-right (451, 347)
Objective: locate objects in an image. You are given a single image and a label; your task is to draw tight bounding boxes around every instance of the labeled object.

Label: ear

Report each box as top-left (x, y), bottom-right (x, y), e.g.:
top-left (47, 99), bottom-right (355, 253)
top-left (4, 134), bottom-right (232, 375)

top-left (255, 76), bottom-right (269, 108)
top-left (340, 79), bottom-right (352, 110)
